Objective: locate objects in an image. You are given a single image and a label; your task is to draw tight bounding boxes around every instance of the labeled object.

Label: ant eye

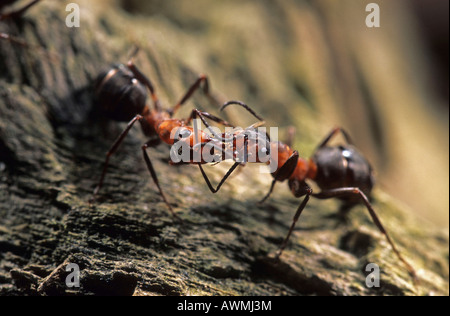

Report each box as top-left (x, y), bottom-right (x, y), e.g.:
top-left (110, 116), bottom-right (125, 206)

top-left (178, 129), bottom-right (192, 139)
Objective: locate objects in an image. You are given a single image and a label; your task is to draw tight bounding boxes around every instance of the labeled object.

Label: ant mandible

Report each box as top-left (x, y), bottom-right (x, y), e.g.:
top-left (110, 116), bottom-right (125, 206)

top-left (201, 101), bottom-right (417, 279)
top-left (92, 48), bottom-right (241, 220)
top-left (0, 0), bottom-right (40, 45)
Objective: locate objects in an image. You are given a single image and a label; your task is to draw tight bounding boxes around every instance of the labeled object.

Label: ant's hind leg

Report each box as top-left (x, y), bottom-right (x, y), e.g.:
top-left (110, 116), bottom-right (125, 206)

top-left (186, 109), bottom-right (232, 128)
top-left (313, 188), bottom-right (416, 279)
top-left (186, 109), bottom-right (233, 143)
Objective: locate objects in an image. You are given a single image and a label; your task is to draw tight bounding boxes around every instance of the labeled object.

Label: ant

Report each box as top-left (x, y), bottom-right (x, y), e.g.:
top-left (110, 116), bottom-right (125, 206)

top-left (0, 0), bottom-right (40, 45)
top-left (91, 49), bottom-right (254, 220)
top-left (171, 101), bottom-right (270, 193)
top-left (199, 101), bottom-right (417, 279)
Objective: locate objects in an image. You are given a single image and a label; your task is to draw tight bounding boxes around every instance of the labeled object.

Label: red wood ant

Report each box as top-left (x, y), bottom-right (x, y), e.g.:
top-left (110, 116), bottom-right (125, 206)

top-left (171, 101), bottom-right (270, 193)
top-left (201, 101), bottom-right (417, 279)
top-left (0, 0), bottom-right (40, 45)
top-left (92, 49), bottom-right (247, 219)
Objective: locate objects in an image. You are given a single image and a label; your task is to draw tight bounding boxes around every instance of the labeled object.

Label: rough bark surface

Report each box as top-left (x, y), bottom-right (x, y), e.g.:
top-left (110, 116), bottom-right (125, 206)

top-left (0, 0), bottom-right (448, 296)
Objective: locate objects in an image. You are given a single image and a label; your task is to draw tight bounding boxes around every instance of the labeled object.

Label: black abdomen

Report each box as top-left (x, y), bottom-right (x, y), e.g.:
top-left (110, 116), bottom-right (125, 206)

top-left (312, 145), bottom-right (375, 200)
top-left (94, 64), bottom-right (147, 122)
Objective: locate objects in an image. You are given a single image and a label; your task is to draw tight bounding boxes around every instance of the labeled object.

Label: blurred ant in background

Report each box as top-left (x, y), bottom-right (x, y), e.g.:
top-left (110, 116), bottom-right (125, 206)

top-left (210, 101), bottom-right (417, 279)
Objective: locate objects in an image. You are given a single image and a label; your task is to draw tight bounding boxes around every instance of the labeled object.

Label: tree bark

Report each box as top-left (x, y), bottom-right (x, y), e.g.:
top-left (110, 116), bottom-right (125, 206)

top-left (0, 0), bottom-right (448, 296)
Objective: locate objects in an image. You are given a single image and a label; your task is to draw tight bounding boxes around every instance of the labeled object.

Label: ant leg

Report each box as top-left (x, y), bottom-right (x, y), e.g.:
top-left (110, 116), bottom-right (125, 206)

top-left (186, 109), bottom-right (232, 128)
top-left (259, 151), bottom-right (299, 204)
top-left (316, 127), bottom-right (354, 150)
top-left (313, 188), bottom-right (416, 279)
top-left (126, 57), bottom-right (162, 111)
top-left (258, 180), bottom-right (277, 205)
top-left (198, 162), bottom-right (240, 193)
top-left (92, 115), bottom-right (143, 199)
top-left (142, 141), bottom-right (181, 221)
top-left (171, 74), bottom-right (220, 116)
top-left (186, 109), bottom-right (233, 142)
top-left (197, 134), bottom-right (248, 193)
top-left (277, 184), bottom-right (313, 259)
top-left (220, 101), bottom-right (265, 122)
top-left (0, 0), bottom-right (40, 21)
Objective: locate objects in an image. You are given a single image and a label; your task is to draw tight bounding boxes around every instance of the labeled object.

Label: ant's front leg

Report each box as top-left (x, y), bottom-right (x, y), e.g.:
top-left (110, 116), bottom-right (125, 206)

top-left (277, 183), bottom-right (313, 259)
top-left (259, 150), bottom-right (299, 204)
top-left (171, 74), bottom-right (220, 117)
top-left (197, 134), bottom-right (248, 193)
top-left (186, 108), bottom-right (233, 143)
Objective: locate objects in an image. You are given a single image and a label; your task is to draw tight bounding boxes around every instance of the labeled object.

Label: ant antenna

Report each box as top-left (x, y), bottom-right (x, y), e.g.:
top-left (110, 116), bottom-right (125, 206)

top-left (220, 101), bottom-right (265, 122)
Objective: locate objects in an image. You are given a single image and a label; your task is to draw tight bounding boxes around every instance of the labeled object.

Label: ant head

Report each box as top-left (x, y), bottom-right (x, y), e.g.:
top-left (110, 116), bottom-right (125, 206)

top-left (236, 128), bottom-right (271, 163)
